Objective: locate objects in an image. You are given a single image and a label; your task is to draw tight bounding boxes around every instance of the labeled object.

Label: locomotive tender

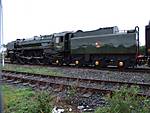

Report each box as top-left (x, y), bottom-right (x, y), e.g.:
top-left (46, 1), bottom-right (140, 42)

top-left (6, 24), bottom-right (150, 68)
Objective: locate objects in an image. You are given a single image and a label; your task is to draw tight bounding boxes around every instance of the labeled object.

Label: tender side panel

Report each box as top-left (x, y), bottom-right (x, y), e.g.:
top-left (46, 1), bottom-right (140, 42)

top-left (71, 33), bottom-right (137, 55)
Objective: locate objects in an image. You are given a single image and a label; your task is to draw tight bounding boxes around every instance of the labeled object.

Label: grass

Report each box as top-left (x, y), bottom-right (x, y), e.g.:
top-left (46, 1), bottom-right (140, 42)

top-left (1, 64), bottom-right (63, 76)
top-left (2, 85), bottom-right (53, 113)
top-left (2, 85), bottom-right (77, 113)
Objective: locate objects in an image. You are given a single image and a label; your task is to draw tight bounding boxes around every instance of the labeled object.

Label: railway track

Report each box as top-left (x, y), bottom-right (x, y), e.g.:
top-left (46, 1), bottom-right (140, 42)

top-left (1, 70), bottom-right (150, 97)
top-left (3, 61), bottom-right (150, 74)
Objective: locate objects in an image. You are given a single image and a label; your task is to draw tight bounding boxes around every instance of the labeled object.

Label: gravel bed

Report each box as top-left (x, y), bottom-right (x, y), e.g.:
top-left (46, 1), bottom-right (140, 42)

top-left (4, 64), bottom-right (150, 84)
top-left (45, 66), bottom-right (150, 84)
top-left (3, 63), bottom-right (150, 83)
top-left (54, 91), bottom-right (107, 111)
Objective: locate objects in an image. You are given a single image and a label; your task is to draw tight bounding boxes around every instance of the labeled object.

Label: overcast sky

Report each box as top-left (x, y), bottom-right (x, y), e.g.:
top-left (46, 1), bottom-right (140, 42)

top-left (2, 0), bottom-right (150, 45)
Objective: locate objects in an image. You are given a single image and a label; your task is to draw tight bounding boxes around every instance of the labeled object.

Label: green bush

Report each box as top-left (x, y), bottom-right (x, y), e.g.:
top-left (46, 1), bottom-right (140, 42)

top-left (95, 86), bottom-right (150, 113)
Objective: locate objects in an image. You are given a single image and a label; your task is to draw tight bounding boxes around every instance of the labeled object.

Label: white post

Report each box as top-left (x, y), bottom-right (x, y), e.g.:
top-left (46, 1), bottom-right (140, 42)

top-left (0, 0), bottom-right (3, 112)
top-left (0, 0), bottom-right (4, 67)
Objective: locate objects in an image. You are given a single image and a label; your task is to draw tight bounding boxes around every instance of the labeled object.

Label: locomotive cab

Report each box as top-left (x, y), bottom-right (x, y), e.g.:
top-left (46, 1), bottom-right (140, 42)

top-left (52, 32), bottom-right (72, 65)
top-left (53, 32), bottom-right (72, 52)
top-left (54, 35), bottom-right (64, 51)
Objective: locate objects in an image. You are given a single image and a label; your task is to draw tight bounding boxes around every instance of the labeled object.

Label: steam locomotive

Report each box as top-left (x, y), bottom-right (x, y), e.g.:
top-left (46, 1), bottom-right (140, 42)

top-left (6, 23), bottom-right (150, 68)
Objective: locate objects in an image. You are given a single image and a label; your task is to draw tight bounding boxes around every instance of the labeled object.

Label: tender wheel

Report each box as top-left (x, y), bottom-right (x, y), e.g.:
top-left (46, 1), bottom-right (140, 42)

top-left (75, 60), bottom-right (82, 67)
top-left (55, 59), bottom-right (63, 66)
top-left (94, 60), bottom-right (107, 68)
top-left (117, 61), bottom-right (126, 69)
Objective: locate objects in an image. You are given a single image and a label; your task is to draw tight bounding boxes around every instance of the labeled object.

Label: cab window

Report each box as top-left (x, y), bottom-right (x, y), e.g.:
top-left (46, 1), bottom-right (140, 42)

top-left (55, 37), bottom-right (59, 43)
top-left (55, 36), bottom-right (63, 43)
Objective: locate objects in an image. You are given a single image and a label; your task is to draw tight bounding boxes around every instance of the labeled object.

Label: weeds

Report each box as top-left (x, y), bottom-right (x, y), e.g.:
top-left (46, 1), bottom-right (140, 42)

top-left (95, 86), bottom-right (150, 113)
top-left (65, 85), bottom-right (79, 105)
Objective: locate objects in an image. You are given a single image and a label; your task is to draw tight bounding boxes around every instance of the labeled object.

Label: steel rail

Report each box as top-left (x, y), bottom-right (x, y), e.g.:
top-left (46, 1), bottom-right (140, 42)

top-left (1, 70), bottom-right (150, 97)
